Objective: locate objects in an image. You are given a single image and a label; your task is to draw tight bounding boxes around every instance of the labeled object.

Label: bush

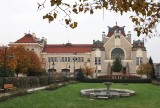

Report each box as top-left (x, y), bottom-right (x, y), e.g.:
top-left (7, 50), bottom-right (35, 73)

top-left (27, 68), bottom-right (47, 76)
top-left (97, 75), bottom-right (141, 79)
top-left (48, 76), bottom-right (55, 84)
top-left (45, 83), bottom-right (68, 91)
top-left (39, 76), bottom-right (48, 86)
top-left (12, 77), bottom-right (29, 88)
top-left (67, 77), bottom-right (76, 81)
top-left (46, 84), bottom-right (58, 90)
top-left (152, 80), bottom-right (160, 86)
top-left (28, 77), bottom-right (40, 87)
top-left (82, 78), bottom-right (151, 83)
top-left (68, 80), bottom-right (79, 84)
top-left (0, 89), bottom-right (30, 102)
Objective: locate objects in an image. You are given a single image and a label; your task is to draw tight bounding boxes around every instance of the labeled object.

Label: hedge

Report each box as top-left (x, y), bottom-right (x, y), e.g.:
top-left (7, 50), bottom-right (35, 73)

top-left (82, 78), bottom-right (151, 83)
top-left (0, 75), bottom-right (66, 89)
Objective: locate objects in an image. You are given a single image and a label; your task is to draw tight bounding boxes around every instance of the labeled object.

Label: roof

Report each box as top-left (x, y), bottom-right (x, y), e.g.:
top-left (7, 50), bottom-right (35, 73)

top-left (15, 34), bottom-right (37, 43)
top-left (42, 43), bottom-right (93, 53)
top-left (107, 25), bottom-right (126, 37)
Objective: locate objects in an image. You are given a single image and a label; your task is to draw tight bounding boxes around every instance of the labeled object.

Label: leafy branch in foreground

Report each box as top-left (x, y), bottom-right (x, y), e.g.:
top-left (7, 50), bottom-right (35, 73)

top-left (38, 0), bottom-right (160, 37)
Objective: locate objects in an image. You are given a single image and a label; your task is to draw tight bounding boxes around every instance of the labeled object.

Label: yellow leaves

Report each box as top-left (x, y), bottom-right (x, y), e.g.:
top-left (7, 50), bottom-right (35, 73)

top-left (70, 22), bottom-right (78, 29)
top-left (43, 12), bottom-right (58, 23)
top-left (39, 0), bottom-right (160, 36)
top-left (84, 8), bottom-right (89, 13)
top-left (137, 63), bottom-right (152, 76)
top-left (43, 14), bottom-right (54, 22)
top-left (103, 1), bottom-right (108, 9)
top-left (72, 8), bottom-right (78, 14)
top-left (50, 0), bottom-right (55, 6)
top-left (82, 66), bottom-right (94, 77)
top-left (50, 0), bottom-right (62, 6)
top-left (140, 18), bottom-right (144, 22)
top-left (53, 12), bottom-right (57, 18)
top-left (90, 9), bottom-right (93, 14)
top-left (147, 10), bottom-right (152, 16)
top-left (65, 19), bottom-right (77, 29)
top-left (65, 19), bottom-right (70, 25)
top-left (79, 6), bottom-right (84, 12)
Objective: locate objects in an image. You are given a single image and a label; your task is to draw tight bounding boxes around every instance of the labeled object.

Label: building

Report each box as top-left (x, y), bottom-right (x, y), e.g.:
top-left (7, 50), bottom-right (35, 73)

top-left (9, 24), bottom-right (148, 77)
top-left (155, 63), bottom-right (160, 78)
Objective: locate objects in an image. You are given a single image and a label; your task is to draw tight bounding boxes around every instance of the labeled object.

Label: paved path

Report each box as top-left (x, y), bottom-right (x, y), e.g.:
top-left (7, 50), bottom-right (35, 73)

top-left (27, 86), bottom-right (48, 92)
top-left (0, 86), bottom-right (48, 97)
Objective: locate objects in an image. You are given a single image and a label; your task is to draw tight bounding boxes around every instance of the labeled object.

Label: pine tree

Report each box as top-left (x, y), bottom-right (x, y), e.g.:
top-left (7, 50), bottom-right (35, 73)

top-left (76, 68), bottom-right (84, 81)
top-left (149, 57), bottom-right (156, 79)
top-left (112, 56), bottom-right (122, 72)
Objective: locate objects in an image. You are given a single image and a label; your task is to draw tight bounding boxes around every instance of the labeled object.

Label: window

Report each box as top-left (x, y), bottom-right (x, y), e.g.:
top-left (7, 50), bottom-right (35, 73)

top-left (77, 57), bottom-right (84, 62)
top-left (81, 57), bottom-right (84, 62)
top-left (52, 57), bottom-right (57, 62)
top-left (62, 57), bottom-right (64, 62)
top-left (48, 57), bottom-right (52, 62)
top-left (65, 57), bottom-right (67, 62)
top-left (111, 48), bottom-right (125, 59)
top-left (95, 57), bottom-right (101, 65)
top-left (136, 57), bottom-right (143, 65)
top-left (68, 57), bottom-right (70, 62)
top-left (48, 57), bottom-right (58, 62)
top-left (87, 58), bottom-right (90, 62)
top-left (115, 35), bottom-right (120, 38)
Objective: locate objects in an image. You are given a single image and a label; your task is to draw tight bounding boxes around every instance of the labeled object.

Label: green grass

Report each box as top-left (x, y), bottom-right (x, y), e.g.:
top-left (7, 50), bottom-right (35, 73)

top-left (0, 83), bottom-right (160, 108)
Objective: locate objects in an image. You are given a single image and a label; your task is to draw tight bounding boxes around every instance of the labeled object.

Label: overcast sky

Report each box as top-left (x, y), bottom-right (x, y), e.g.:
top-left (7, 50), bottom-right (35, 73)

top-left (0, 0), bottom-right (160, 63)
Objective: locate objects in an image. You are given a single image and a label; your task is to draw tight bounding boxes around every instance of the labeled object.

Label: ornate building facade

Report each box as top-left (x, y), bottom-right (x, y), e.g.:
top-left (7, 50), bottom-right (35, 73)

top-left (9, 24), bottom-right (148, 77)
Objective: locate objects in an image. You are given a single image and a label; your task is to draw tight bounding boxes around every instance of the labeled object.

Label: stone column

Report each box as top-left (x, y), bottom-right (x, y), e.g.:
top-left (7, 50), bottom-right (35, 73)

top-left (107, 62), bottom-right (112, 75)
top-left (126, 62), bottom-right (129, 76)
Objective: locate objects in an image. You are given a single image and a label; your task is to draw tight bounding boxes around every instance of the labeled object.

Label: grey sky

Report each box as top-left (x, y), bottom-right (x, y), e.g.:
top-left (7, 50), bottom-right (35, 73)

top-left (0, 0), bottom-right (160, 63)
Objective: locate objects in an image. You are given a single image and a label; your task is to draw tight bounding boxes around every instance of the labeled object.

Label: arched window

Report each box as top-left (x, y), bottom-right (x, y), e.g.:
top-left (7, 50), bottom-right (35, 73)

top-left (111, 48), bottom-right (125, 59)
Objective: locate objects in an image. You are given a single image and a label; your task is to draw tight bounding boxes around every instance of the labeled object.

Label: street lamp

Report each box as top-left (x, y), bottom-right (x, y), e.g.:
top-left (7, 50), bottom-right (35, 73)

top-left (73, 53), bottom-right (77, 77)
top-left (1, 46), bottom-right (14, 89)
top-left (48, 59), bottom-right (55, 84)
top-left (52, 61), bottom-right (55, 73)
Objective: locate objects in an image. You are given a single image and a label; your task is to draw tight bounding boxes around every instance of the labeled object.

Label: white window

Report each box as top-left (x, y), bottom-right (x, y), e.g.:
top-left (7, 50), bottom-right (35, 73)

top-left (95, 57), bottom-right (101, 65)
top-left (136, 57), bottom-right (143, 65)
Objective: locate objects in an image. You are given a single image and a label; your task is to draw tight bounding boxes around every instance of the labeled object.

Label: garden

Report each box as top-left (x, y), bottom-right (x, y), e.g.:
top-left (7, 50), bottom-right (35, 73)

top-left (0, 83), bottom-right (160, 108)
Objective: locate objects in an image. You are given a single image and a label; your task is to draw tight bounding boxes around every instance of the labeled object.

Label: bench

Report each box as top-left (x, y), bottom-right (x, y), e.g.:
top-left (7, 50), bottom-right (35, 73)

top-left (4, 84), bottom-right (17, 92)
top-left (0, 88), bottom-right (5, 93)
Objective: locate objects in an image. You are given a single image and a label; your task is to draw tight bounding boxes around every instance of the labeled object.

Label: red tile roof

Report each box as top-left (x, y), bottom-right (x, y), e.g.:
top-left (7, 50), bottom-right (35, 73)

top-left (15, 34), bottom-right (37, 43)
top-left (42, 43), bottom-right (93, 53)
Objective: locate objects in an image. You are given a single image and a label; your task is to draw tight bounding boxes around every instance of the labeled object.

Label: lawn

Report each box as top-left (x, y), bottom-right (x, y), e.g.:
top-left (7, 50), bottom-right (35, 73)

top-left (0, 83), bottom-right (160, 108)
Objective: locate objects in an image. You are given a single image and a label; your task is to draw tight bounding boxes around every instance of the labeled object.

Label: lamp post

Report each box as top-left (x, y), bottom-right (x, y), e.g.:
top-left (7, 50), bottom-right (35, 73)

top-left (65, 63), bottom-right (70, 76)
top-left (48, 59), bottom-right (55, 84)
top-left (1, 46), bottom-right (14, 89)
top-left (52, 61), bottom-right (55, 73)
top-left (73, 53), bottom-right (77, 77)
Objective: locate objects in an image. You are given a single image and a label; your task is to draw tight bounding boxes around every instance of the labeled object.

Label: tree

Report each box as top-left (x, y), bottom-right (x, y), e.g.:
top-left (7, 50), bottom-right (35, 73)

top-left (27, 51), bottom-right (41, 76)
top-left (38, 0), bottom-right (160, 36)
top-left (76, 68), bottom-right (84, 81)
top-left (136, 63), bottom-right (152, 78)
top-left (82, 66), bottom-right (94, 77)
top-left (0, 47), bottom-right (16, 77)
top-left (13, 45), bottom-right (31, 77)
top-left (112, 56), bottom-right (122, 72)
top-left (12, 45), bottom-right (42, 77)
top-left (0, 45), bottom-right (42, 77)
top-left (148, 56), bottom-right (156, 79)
